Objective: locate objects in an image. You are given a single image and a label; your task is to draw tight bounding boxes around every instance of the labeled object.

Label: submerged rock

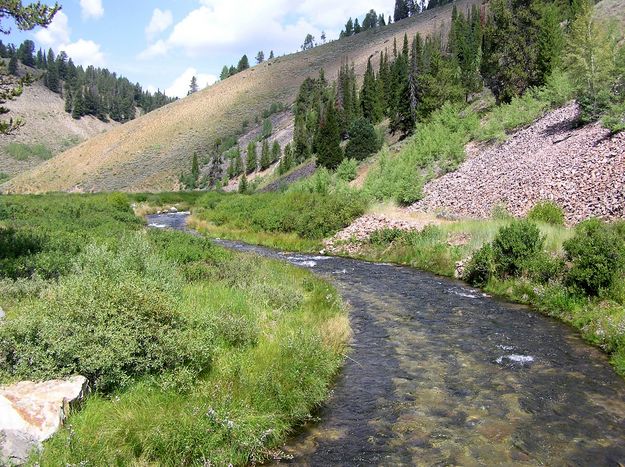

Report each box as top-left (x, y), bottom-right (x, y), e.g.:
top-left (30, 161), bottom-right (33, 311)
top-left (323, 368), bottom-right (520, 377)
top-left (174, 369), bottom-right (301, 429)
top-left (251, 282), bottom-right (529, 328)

top-left (0, 376), bottom-right (89, 465)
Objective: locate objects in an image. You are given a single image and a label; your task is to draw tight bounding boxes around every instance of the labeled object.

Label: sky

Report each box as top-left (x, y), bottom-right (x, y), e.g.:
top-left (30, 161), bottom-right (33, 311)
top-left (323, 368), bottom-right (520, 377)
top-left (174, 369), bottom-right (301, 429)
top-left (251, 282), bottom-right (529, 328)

top-left (4, 0), bottom-right (394, 98)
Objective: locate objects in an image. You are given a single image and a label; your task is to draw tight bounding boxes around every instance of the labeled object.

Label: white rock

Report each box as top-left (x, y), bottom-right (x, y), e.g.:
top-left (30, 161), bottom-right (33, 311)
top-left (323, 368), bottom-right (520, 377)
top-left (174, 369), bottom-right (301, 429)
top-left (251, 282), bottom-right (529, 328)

top-left (0, 376), bottom-right (89, 465)
top-left (169, 207), bottom-right (178, 213)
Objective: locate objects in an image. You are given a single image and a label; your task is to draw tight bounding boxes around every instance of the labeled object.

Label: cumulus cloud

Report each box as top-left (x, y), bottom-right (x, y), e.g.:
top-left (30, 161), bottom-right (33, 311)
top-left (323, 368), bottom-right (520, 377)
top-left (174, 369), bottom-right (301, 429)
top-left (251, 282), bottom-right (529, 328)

top-left (63, 39), bottom-right (106, 67)
top-left (34, 10), bottom-right (105, 67)
top-left (35, 11), bottom-right (71, 47)
top-left (80, 0), bottom-right (104, 20)
top-left (146, 8), bottom-right (173, 41)
top-left (165, 67), bottom-right (217, 98)
top-left (139, 0), bottom-right (327, 59)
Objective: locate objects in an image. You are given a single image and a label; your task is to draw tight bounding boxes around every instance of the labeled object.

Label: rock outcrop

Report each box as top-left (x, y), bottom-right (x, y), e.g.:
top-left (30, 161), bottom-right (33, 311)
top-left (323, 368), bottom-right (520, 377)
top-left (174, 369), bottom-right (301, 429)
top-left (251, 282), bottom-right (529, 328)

top-left (411, 104), bottom-right (625, 224)
top-left (0, 376), bottom-right (89, 465)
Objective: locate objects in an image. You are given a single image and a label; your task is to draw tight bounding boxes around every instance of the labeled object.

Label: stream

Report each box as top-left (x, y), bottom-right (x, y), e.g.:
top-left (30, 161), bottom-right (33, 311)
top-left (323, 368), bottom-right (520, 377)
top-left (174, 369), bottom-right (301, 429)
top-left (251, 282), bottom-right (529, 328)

top-left (148, 213), bottom-right (625, 466)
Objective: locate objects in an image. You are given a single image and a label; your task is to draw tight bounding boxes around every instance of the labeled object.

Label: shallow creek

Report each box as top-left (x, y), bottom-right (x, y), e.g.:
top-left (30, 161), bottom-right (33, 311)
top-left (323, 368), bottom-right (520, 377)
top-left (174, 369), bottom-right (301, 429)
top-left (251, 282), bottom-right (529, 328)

top-left (148, 213), bottom-right (625, 466)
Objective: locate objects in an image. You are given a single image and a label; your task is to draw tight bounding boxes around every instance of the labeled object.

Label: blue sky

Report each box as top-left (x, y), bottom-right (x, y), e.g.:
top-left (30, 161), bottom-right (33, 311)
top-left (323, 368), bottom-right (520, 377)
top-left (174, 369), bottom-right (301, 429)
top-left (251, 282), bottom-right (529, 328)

top-left (5, 0), bottom-right (393, 97)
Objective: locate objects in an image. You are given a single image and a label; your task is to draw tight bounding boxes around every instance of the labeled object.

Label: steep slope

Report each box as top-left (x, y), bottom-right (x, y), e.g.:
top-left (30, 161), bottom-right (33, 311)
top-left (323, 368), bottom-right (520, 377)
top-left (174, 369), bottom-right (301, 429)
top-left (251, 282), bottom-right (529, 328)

top-left (411, 104), bottom-right (625, 223)
top-left (0, 64), bottom-right (118, 179)
top-left (3, 0), bottom-right (478, 194)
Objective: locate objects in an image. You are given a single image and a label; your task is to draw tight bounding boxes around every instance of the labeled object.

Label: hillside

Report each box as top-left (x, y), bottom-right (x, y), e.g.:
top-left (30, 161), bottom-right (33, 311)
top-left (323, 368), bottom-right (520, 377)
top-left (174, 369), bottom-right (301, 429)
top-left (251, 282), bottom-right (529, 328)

top-left (2, 0), bottom-right (479, 194)
top-left (0, 72), bottom-right (118, 179)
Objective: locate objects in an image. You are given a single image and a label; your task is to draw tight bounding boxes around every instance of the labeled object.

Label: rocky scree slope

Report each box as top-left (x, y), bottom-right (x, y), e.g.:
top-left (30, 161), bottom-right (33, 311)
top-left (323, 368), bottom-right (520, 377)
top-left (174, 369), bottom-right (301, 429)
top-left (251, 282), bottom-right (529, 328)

top-left (411, 104), bottom-right (625, 224)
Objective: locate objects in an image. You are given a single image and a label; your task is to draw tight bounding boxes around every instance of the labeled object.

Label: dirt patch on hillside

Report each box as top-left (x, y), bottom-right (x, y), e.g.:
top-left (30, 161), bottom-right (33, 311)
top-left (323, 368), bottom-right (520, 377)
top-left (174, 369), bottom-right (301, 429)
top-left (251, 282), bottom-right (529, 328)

top-left (411, 104), bottom-right (625, 224)
top-left (0, 79), bottom-right (117, 176)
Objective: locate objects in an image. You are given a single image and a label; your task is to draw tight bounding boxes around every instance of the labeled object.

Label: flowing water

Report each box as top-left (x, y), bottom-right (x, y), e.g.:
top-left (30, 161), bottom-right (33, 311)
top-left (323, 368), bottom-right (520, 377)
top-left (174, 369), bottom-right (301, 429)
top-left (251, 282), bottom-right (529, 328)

top-left (148, 214), bottom-right (625, 466)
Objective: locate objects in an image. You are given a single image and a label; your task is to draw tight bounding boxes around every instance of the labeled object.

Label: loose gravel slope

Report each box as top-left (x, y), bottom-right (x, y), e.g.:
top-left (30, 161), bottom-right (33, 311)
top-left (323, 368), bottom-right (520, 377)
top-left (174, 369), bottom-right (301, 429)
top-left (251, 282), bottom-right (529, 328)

top-left (412, 104), bottom-right (625, 224)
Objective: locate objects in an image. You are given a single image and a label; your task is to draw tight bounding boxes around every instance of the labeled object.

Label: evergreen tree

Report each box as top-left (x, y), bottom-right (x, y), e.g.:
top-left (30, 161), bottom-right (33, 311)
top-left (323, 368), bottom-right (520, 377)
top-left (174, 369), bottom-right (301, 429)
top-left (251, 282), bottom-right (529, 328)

top-left (537, 1), bottom-right (564, 83)
top-left (0, 41), bottom-right (7, 58)
top-left (64, 83), bottom-right (72, 113)
top-left (255, 50), bottom-right (265, 64)
top-left (191, 152), bottom-right (200, 184)
top-left (229, 65), bottom-right (237, 76)
top-left (246, 141), bottom-right (257, 173)
top-left (321, 31), bottom-right (327, 43)
top-left (316, 99), bottom-right (343, 169)
top-left (407, 0), bottom-right (417, 16)
top-left (394, 0), bottom-right (409, 22)
top-left (72, 90), bottom-right (85, 119)
top-left (188, 76), bottom-right (198, 95)
top-left (261, 117), bottom-right (272, 139)
top-left (260, 139), bottom-right (271, 170)
top-left (379, 14), bottom-right (386, 26)
top-left (363, 10), bottom-right (378, 30)
top-left (269, 50), bottom-right (275, 59)
top-left (237, 55), bottom-right (250, 72)
top-left (45, 59), bottom-right (59, 92)
top-left (354, 18), bottom-right (361, 34)
top-left (220, 65), bottom-right (230, 80)
top-left (17, 39), bottom-right (34, 67)
top-left (238, 173), bottom-right (248, 193)
top-left (234, 148), bottom-right (244, 175)
top-left (7, 54), bottom-right (17, 75)
top-left (361, 58), bottom-right (383, 123)
top-left (271, 140), bottom-right (281, 163)
top-left (301, 34), bottom-right (315, 50)
top-left (344, 18), bottom-right (354, 37)
top-left (279, 143), bottom-right (294, 174)
top-left (345, 117), bottom-right (381, 160)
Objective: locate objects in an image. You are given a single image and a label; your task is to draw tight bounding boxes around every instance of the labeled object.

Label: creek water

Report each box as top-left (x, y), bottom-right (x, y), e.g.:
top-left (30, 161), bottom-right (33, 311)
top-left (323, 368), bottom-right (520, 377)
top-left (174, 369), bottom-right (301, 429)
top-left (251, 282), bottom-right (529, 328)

top-left (148, 213), bottom-right (625, 466)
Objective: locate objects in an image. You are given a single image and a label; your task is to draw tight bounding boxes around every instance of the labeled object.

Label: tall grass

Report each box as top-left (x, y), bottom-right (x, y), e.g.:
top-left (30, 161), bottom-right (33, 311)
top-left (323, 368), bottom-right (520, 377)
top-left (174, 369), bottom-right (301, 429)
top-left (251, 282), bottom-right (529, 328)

top-left (5, 143), bottom-right (53, 161)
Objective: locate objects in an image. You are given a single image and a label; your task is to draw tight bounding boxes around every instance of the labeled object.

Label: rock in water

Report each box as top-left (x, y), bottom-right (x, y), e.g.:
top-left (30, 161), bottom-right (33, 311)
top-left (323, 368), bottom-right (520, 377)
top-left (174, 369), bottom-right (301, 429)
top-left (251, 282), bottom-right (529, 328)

top-left (0, 376), bottom-right (89, 465)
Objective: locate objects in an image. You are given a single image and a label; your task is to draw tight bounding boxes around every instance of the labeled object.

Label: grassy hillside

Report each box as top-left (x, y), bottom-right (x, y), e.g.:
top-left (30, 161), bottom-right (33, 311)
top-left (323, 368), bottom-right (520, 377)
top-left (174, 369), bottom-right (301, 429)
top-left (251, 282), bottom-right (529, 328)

top-left (2, 0), bottom-right (478, 194)
top-left (0, 63), bottom-right (118, 180)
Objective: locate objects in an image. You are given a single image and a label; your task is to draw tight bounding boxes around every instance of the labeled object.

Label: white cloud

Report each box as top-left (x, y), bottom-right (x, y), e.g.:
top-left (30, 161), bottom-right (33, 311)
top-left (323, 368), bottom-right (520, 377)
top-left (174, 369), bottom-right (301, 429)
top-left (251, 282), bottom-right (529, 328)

top-left (34, 11), bottom-right (70, 47)
top-left (146, 8), bottom-right (173, 41)
top-left (138, 0), bottom-right (392, 61)
top-left (138, 39), bottom-right (170, 60)
top-left (80, 0), bottom-right (104, 19)
top-left (62, 39), bottom-right (106, 67)
top-left (165, 67), bottom-right (217, 98)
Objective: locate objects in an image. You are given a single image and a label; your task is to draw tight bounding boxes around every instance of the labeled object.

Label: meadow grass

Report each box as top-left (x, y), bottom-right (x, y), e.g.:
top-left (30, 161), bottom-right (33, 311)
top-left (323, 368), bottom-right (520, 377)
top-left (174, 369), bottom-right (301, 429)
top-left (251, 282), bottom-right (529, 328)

top-left (5, 143), bottom-right (53, 161)
top-left (0, 193), bottom-right (350, 465)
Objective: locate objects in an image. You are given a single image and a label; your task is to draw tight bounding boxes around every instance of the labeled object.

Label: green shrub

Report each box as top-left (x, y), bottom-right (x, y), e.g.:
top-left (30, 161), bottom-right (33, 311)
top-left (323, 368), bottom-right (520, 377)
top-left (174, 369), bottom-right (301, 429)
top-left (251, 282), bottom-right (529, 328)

top-left (464, 243), bottom-right (495, 287)
top-left (335, 158), bottom-right (358, 182)
top-left (369, 228), bottom-right (404, 246)
top-left (0, 236), bottom-right (213, 393)
top-left (527, 200), bottom-right (565, 226)
top-left (344, 118), bottom-right (381, 161)
top-left (491, 220), bottom-right (545, 278)
top-left (5, 143), bottom-right (53, 161)
top-left (475, 93), bottom-right (548, 142)
top-left (0, 172), bottom-right (9, 183)
top-left (564, 219), bottom-right (625, 296)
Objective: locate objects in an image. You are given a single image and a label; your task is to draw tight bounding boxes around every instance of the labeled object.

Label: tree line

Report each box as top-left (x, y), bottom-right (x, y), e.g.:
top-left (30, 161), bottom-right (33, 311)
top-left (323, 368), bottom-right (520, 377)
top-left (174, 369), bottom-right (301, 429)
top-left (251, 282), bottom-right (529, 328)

top-left (1, 39), bottom-right (176, 122)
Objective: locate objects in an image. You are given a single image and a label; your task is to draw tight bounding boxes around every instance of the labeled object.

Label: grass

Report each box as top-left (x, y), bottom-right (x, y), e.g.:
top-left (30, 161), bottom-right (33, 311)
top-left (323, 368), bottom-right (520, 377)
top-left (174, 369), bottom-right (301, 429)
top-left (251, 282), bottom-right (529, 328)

top-left (0, 193), bottom-right (350, 465)
top-left (0, 172), bottom-right (10, 183)
top-left (5, 143), bottom-right (53, 161)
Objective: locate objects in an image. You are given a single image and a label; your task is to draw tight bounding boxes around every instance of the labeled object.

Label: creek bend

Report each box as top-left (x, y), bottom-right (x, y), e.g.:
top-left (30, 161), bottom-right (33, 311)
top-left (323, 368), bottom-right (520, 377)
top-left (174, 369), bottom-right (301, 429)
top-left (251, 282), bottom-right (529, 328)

top-left (148, 213), bottom-right (625, 466)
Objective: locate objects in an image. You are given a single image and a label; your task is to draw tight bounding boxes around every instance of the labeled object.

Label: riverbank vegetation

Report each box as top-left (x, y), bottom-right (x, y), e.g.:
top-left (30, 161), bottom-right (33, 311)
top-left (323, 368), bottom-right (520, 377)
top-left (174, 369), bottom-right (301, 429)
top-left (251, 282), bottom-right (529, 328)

top-left (0, 194), bottom-right (349, 465)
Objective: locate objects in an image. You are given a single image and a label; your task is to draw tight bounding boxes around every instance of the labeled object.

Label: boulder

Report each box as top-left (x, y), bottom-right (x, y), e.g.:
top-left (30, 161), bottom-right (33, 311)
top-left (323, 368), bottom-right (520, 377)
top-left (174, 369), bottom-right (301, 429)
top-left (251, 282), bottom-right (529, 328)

top-left (0, 376), bottom-right (89, 465)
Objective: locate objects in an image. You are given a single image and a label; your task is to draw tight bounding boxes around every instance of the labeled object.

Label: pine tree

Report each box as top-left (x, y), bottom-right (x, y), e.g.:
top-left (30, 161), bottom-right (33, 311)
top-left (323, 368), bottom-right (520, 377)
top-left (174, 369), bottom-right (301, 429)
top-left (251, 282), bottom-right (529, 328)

top-left (345, 117), bottom-right (381, 160)
top-left (361, 58), bottom-right (383, 123)
top-left (301, 34), bottom-right (315, 50)
top-left (18, 39), bottom-right (35, 67)
top-left (255, 50), bottom-right (265, 64)
top-left (269, 50), bottom-right (275, 59)
top-left (321, 31), bottom-right (327, 43)
top-left (188, 76), bottom-right (198, 95)
top-left (220, 66), bottom-right (230, 80)
top-left (7, 55), bottom-right (17, 75)
top-left (238, 173), bottom-right (248, 193)
top-left (354, 18), bottom-right (361, 34)
top-left (379, 14), bottom-right (386, 26)
top-left (246, 141), bottom-right (257, 173)
top-left (259, 140), bottom-right (271, 170)
top-left (344, 18), bottom-right (354, 37)
top-left (237, 55), bottom-right (250, 72)
top-left (191, 152), bottom-right (200, 183)
top-left (536, 1), bottom-right (564, 83)
top-left (271, 140), bottom-right (281, 163)
top-left (72, 90), bottom-right (85, 119)
top-left (316, 99), bottom-right (343, 169)
top-left (407, 0), bottom-right (417, 16)
top-left (394, 0), bottom-right (409, 22)
top-left (234, 148), bottom-right (244, 175)
top-left (261, 117), bottom-right (272, 139)
top-left (64, 83), bottom-right (72, 113)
